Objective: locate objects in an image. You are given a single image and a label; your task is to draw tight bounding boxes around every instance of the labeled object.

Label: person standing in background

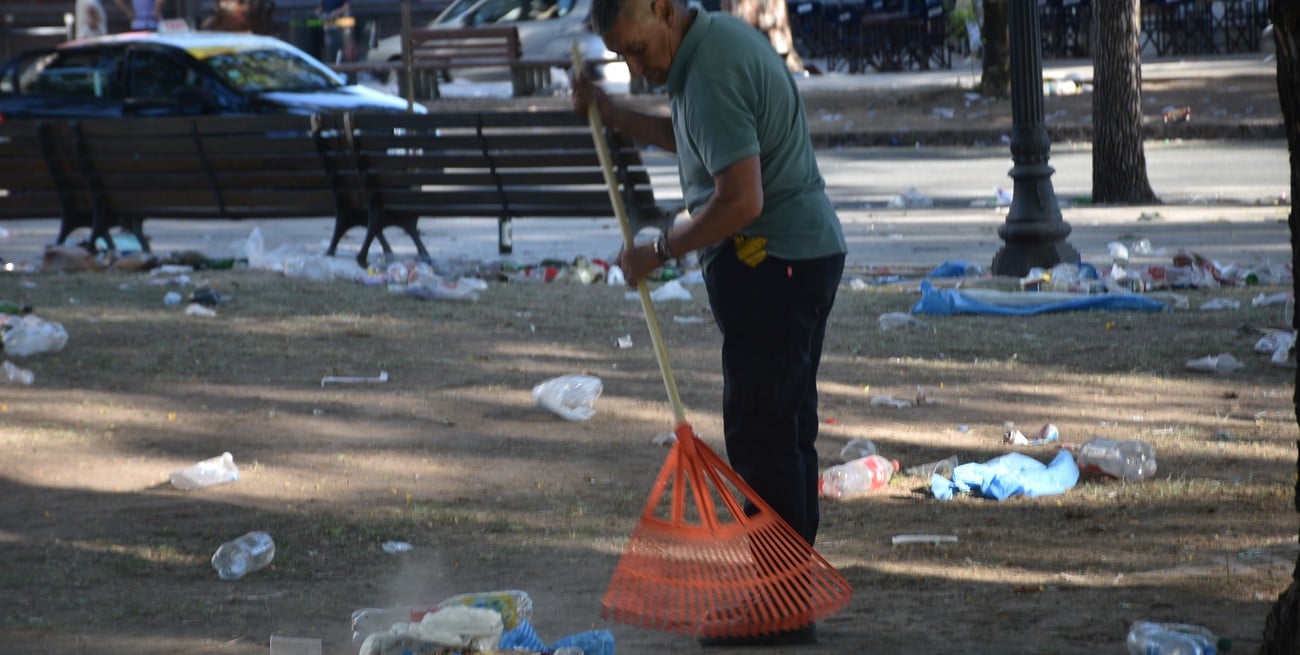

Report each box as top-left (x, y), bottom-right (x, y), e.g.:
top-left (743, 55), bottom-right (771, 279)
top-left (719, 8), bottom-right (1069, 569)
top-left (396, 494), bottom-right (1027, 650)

top-left (318, 0), bottom-right (352, 63)
top-left (112, 0), bottom-right (163, 30)
top-left (74, 0), bottom-right (108, 37)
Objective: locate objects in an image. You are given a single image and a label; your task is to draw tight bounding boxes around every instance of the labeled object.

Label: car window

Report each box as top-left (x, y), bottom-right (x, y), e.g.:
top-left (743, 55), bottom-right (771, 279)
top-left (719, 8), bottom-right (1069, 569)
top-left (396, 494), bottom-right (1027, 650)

top-left (130, 51), bottom-right (200, 101)
top-left (433, 0), bottom-right (481, 24)
top-left (18, 50), bottom-right (120, 99)
top-left (199, 48), bottom-right (341, 92)
top-left (465, 0), bottom-right (526, 24)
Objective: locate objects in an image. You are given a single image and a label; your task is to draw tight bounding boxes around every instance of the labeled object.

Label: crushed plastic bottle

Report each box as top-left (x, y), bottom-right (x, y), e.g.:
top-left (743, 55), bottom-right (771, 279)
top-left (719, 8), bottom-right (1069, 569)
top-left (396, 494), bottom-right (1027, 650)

top-left (819, 455), bottom-right (899, 498)
top-left (1127, 620), bottom-right (1227, 655)
top-left (1, 360), bottom-right (34, 385)
top-left (169, 452), bottom-right (239, 490)
top-left (878, 311), bottom-right (931, 331)
top-left (211, 531), bottom-right (275, 581)
top-left (1074, 437), bottom-right (1157, 482)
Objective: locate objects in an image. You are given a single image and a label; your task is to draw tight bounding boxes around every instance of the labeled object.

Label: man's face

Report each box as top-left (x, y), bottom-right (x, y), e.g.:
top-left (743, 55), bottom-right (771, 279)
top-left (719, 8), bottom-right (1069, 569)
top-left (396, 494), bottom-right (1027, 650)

top-left (600, 0), bottom-right (677, 86)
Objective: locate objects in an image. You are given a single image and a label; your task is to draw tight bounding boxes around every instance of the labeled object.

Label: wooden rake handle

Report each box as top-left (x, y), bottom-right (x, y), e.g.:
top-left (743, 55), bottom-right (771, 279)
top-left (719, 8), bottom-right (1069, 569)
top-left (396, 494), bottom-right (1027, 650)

top-left (574, 43), bottom-right (688, 427)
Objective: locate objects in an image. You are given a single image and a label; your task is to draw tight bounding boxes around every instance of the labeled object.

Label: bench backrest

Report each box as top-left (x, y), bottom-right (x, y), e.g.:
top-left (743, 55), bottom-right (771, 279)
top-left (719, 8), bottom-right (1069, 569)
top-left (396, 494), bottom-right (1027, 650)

top-left (0, 120), bottom-right (74, 221)
top-left (343, 109), bottom-right (658, 222)
top-left (70, 114), bottom-right (345, 221)
top-left (405, 26), bottom-right (523, 69)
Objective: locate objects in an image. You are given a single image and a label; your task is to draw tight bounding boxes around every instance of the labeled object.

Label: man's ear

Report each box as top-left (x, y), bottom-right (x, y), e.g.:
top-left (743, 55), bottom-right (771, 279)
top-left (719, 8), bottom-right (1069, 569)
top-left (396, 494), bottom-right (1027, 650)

top-left (650, 0), bottom-right (674, 24)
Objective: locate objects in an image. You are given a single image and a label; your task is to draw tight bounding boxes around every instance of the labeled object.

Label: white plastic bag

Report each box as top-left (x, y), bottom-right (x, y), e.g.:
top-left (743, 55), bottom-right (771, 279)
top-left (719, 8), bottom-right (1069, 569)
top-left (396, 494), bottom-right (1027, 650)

top-left (2, 317), bottom-right (68, 356)
top-left (532, 375), bottom-right (603, 421)
top-left (169, 452), bottom-right (239, 490)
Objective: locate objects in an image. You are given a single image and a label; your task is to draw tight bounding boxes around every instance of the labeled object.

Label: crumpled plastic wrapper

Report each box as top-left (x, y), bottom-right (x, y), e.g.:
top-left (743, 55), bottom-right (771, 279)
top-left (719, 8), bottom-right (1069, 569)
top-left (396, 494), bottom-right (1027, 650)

top-left (532, 375), bottom-right (603, 421)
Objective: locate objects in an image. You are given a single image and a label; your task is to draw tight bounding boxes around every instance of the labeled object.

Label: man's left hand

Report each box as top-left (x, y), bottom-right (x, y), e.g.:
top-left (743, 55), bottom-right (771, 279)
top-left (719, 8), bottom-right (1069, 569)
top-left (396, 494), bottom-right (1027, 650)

top-left (615, 243), bottom-right (661, 288)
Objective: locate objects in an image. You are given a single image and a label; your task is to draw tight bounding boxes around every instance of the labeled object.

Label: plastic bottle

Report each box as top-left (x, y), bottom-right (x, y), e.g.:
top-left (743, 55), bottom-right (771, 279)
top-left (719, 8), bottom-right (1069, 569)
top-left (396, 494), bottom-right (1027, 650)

top-left (1126, 620), bottom-right (1224, 655)
top-left (1, 360), bottom-right (34, 385)
top-left (0, 300), bottom-right (32, 316)
top-left (211, 531), bottom-right (275, 581)
top-left (1074, 437), bottom-right (1158, 482)
top-left (170, 452), bottom-right (239, 490)
top-left (819, 455), bottom-right (899, 498)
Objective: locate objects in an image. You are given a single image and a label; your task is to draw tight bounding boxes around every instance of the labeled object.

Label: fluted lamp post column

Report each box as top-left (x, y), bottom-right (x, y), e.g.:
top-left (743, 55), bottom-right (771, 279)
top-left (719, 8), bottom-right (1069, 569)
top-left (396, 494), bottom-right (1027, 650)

top-left (991, 0), bottom-right (1079, 276)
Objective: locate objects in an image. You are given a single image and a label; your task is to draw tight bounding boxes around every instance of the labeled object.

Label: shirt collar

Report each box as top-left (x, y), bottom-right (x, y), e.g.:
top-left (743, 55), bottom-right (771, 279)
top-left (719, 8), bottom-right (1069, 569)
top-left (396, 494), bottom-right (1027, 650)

top-left (666, 9), bottom-right (708, 96)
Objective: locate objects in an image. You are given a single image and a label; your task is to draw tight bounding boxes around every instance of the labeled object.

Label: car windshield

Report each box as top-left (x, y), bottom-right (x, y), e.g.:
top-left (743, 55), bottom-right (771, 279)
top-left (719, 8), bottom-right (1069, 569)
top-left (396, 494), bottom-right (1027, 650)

top-left (200, 48), bottom-right (341, 92)
top-left (434, 0), bottom-right (481, 23)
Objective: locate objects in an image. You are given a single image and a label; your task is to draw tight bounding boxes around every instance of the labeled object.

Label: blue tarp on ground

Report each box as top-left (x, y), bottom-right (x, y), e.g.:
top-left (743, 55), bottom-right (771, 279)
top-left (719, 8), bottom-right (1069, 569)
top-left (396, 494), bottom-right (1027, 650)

top-left (931, 450), bottom-right (1080, 501)
top-left (911, 280), bottom-right (1169, 316)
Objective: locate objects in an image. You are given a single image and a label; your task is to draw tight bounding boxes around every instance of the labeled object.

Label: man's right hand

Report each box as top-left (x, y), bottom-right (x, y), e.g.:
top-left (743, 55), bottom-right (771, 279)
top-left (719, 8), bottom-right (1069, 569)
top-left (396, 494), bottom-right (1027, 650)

top-left (571, 67), bottom-right (608, 122)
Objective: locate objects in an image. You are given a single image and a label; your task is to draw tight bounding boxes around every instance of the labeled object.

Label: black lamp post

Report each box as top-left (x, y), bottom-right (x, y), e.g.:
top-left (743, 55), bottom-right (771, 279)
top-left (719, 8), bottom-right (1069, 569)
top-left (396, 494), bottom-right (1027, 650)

top-left (991, 0), bottom-right (1079, 276)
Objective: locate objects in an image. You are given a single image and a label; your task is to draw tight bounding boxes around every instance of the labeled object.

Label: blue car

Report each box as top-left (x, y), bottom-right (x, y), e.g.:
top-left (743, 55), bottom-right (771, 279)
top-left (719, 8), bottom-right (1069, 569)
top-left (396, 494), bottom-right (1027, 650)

top-left (0, 29), bottom-right (426, 119)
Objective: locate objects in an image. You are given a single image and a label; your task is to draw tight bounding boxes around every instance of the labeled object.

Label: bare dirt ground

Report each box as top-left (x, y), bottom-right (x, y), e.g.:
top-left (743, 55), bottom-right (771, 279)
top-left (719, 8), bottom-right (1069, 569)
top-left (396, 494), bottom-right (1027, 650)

top-left (0, 67), bottom-right (1294, 655)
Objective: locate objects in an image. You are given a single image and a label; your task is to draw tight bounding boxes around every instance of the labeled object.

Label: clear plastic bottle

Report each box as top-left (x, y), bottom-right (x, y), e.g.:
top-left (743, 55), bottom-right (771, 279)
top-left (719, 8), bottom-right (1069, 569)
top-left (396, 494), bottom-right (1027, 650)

top-left (1126, 620), bottom-right (1220, 655)
top-left (211, 531), bottom-right (275, 581)
top-left (1, 360), bottom-right (34, 385)
top-left (819, 455), bottom-right (899, 498)
top-left (1074, 437), bottom-right (1158, 482)
top-left (170, 452), bottom-right (240, 490)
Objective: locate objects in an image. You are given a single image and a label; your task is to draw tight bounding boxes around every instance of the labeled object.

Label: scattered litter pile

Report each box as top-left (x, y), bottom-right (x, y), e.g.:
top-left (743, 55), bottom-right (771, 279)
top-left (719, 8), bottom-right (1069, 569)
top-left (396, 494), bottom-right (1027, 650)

top-left (352, 590), bottom-right (613, 655)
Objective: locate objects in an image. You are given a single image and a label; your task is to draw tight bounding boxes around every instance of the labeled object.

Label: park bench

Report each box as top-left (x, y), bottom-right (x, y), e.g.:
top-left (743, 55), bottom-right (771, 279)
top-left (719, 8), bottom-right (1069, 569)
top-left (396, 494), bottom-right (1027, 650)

top-left (0, 120), bottom-right (92, 246)
top-left (339, 108), bottom-right (682, 267)
top-left (0, 109), bottom-right (680, 267)
top-left (59, 113), bottom-right (360, 253)
top-left (331, 25), bottom-right (554, 99)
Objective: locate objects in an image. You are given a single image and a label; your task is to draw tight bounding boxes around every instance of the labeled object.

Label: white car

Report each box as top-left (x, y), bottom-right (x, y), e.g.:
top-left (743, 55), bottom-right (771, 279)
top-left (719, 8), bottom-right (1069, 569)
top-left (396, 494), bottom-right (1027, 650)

top-left (365, 0), bottom-right (630, 85)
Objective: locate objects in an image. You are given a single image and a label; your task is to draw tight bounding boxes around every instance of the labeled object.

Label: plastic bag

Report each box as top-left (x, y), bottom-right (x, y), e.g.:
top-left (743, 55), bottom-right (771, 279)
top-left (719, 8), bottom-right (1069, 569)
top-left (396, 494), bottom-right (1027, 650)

top-left (169, 452), bottom-right (240, 490)
top-left (532, 375), bottom-right (603, 421)
top-left (2, 317), bottom-right (68, 356)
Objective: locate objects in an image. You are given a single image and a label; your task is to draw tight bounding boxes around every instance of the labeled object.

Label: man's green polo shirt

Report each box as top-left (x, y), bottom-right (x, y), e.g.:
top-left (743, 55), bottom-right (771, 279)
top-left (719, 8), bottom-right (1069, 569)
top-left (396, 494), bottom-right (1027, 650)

top-left (665, 10), bottom-right (846, 264)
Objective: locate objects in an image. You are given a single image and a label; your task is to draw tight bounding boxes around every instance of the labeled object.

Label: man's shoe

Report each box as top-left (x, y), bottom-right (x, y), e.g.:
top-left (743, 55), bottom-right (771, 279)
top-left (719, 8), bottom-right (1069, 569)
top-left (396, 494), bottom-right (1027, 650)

top-left (697, 623), bottom-right (817, 648)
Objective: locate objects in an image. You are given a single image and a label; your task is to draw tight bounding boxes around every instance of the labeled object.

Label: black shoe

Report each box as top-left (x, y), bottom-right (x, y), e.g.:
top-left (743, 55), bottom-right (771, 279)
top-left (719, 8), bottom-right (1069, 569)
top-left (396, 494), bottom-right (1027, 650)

top-left (697, 623), bottom-right (817, 648)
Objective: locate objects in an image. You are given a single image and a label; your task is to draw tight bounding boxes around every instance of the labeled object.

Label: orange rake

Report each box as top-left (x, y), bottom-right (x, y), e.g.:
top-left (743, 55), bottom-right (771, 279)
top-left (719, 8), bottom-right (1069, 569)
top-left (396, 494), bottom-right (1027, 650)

top-left (575, 46), bottom-right (852, 639)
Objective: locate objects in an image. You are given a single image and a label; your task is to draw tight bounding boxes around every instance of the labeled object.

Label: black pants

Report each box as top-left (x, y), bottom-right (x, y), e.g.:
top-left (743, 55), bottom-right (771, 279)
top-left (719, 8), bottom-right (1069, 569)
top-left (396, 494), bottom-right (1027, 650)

top-left (703, 241), bottom-right (845, 546)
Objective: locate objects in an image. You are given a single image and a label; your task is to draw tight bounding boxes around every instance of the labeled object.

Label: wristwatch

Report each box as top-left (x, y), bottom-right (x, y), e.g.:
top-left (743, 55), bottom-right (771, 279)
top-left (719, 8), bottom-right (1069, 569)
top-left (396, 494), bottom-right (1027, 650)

top-left (652, 232), bottom-right (674, 263)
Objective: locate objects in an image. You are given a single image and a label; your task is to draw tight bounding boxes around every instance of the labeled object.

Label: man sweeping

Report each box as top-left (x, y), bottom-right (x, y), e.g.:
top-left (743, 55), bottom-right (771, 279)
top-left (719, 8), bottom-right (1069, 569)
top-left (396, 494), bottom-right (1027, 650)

top-left (572, 0), bottom-right (846, 645)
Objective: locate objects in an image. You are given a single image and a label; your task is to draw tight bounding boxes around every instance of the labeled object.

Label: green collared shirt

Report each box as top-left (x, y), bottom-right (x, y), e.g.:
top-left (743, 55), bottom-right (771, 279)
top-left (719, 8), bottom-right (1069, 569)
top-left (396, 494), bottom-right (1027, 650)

top-left (665, 10), bottom-right (845, 264)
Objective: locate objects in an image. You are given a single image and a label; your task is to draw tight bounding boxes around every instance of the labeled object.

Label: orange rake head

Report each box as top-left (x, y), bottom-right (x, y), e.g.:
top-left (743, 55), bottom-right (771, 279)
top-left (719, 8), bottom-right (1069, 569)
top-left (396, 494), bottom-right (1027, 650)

top-left (601, 422), bottom-right (852, 639)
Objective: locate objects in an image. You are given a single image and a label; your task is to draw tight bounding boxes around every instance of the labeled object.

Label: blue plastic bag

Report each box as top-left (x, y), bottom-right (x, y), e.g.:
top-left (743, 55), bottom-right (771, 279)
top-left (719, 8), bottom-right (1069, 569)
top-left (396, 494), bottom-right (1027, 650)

top-left (932, 450), bottom-right (1079, 501)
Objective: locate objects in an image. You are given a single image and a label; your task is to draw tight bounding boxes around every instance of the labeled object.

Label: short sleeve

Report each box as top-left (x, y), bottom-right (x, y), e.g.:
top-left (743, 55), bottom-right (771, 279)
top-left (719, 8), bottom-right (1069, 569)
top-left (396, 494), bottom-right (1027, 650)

top-left (683, 70), bottom-right (761, 176)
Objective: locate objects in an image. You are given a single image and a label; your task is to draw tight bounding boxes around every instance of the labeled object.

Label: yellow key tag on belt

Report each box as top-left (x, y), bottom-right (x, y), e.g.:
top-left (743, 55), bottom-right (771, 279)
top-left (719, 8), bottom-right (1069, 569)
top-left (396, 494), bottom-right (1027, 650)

top-left (734, 235), bottom-right (768, 267)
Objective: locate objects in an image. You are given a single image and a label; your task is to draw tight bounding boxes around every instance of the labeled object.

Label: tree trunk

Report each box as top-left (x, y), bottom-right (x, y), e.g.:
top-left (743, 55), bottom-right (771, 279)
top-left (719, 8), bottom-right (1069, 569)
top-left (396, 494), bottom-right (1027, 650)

top-left (722, 0), bottom-right (805, 74)
top-left (1090, 0), bottom-right (1158, 204)
top-left (980, 0), bottom-right (1010, 98)
top-left (1260, 0), bottom-right (1300, 647)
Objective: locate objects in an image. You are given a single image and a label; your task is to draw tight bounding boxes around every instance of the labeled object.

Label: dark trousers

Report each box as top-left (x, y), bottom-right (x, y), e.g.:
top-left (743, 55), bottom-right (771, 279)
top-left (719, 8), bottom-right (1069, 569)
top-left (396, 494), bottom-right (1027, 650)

top-left (703, 241), bottom-right (845, 546)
